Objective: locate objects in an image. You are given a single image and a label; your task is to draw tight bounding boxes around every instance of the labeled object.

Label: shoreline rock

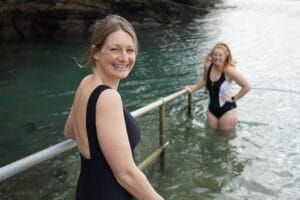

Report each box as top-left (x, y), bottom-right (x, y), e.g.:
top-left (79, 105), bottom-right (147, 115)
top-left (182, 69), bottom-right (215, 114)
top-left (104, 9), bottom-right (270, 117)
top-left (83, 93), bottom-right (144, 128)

top-left (0, 0), bottom-right (220, 40)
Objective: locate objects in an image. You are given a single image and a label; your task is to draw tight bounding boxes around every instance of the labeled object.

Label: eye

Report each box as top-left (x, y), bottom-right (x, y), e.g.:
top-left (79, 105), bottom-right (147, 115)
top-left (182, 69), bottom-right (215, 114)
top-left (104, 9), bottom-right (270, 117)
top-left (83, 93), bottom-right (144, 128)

top-left (127, 48), bottom-right (135, 54)
top-left (110, 48), bottom-right (119, 52)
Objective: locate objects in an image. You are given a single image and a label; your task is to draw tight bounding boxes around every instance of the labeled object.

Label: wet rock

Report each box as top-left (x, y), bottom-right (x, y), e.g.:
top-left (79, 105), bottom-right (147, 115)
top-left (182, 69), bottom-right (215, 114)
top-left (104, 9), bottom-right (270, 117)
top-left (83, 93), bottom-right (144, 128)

top-left (0, 0), bottom-right (219, 40)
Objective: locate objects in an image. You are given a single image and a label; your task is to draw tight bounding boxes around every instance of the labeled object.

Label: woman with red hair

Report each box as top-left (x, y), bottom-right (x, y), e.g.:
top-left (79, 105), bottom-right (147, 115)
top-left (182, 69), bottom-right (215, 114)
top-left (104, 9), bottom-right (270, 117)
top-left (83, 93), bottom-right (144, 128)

top-left (185, 42), bottom-right (251, 131)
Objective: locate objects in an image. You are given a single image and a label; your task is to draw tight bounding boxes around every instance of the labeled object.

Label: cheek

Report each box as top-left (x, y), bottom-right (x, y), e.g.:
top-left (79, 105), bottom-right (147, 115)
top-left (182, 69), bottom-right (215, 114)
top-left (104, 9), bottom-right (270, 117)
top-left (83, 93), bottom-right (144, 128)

top-left (222, 56), bottom-right (228, 62)
top-left (213, 56), bottom-right (221, 61)
top-left (93, 51), bottom-right (108, 62)
top-left (129, 55), bottom-right (136, 64)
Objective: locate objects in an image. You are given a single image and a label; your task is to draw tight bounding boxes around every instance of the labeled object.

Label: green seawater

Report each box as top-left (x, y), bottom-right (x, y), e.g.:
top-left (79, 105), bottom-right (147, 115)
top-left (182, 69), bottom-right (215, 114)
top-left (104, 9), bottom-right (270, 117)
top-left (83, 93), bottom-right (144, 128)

top-left (0, 0), bottom-right (300, 199)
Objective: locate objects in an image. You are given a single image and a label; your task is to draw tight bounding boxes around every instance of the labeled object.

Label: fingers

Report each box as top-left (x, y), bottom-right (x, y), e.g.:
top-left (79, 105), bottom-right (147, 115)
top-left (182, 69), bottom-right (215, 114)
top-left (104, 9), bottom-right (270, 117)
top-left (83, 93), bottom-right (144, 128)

top-left (185, 86), bottom-right (192, 94)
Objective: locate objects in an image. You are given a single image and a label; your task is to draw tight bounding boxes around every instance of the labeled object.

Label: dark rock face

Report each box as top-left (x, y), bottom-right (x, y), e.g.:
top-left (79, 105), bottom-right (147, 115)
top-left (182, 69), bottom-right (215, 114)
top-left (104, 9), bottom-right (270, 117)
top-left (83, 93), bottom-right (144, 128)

top-left (0, 0), bottom-right (219, 40)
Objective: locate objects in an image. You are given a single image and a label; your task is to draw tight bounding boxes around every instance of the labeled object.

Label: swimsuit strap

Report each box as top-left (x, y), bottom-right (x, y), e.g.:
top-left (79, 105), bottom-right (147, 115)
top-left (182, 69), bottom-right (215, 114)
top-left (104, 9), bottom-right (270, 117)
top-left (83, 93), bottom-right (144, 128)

top-left (86, 85), bottom-right (111, 160)
top-left (207, 64), bottom-right (226, 84)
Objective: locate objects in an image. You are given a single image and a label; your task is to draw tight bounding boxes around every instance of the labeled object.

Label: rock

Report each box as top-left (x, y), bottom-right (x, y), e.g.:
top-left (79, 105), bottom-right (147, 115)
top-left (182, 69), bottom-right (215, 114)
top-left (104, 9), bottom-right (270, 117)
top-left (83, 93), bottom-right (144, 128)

top-left (0, 0), bottom-right (219, 40)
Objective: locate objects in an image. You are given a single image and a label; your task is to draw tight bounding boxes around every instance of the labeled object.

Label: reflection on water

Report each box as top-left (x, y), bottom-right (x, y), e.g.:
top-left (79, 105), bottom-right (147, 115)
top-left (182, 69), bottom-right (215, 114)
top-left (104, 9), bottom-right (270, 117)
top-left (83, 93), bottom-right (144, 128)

top-left (0, 0), bottom-right (300, 199)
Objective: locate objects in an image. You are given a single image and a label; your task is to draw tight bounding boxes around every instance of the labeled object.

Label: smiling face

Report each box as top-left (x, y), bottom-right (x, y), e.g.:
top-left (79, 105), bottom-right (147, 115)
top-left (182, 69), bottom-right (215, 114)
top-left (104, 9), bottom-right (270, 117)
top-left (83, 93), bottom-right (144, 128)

top-left (212, 47), bottom-right (227, 68)
top-left (93, 30), bottom-right (136, 81)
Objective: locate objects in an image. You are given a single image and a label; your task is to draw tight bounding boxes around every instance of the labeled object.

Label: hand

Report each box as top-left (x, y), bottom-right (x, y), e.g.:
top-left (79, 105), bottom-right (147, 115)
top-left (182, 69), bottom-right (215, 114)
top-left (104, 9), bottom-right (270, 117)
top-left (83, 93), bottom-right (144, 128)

top-left (185, 86), bottom-right (193, 94)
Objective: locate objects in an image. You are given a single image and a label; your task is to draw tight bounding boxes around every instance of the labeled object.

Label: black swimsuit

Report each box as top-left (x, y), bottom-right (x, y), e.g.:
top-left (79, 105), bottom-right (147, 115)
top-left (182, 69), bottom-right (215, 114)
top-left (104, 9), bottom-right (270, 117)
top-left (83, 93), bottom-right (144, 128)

top-left (76, 85), bottom-right (141, 200)
top-left (206, 65), bottom-right (237, 119)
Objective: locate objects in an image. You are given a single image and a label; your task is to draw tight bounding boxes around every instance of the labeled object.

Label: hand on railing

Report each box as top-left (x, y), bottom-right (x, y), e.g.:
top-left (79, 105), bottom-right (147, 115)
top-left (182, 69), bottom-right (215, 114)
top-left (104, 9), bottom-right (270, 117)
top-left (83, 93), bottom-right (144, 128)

top-left (184, 85), bottom-right (193, 94)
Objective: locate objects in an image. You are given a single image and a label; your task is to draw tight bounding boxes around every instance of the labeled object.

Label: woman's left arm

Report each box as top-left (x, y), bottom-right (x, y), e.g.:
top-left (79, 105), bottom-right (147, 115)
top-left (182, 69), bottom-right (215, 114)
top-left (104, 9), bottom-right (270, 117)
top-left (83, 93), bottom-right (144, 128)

top-left (225, 67), bottom-right (251, 102)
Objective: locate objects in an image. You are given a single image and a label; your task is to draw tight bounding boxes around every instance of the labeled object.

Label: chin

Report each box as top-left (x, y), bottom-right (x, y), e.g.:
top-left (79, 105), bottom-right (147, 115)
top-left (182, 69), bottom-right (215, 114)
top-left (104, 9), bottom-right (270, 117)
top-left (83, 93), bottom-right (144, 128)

top-left (116, 72), bottom-right (130, 80)
top-left (112, 66), bottom-right (133, 79)
top-left (119, 75), bottom-right (129, 80)
top-left (214, 63), bottom-right (223, 68)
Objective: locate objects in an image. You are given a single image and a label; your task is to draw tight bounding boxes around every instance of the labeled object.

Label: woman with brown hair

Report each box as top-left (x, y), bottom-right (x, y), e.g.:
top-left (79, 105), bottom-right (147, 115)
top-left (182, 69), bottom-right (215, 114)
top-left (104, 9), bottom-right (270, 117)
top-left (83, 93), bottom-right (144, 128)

top-left (64, 15), bottom-right (164, 200)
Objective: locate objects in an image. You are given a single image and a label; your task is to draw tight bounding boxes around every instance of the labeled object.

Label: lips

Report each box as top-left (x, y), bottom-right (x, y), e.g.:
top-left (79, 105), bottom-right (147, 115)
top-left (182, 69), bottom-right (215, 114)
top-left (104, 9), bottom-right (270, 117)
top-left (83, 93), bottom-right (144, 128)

top-left (113, 64), bottom-right (129, 70)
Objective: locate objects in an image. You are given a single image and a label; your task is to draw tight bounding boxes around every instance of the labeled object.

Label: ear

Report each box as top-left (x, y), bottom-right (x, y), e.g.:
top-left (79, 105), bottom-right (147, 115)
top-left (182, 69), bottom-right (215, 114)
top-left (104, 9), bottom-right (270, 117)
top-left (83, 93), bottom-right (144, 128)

top-left (92, 45), bottom-right (100, 60)
top-left (93, 51), bottom-right (100, 61)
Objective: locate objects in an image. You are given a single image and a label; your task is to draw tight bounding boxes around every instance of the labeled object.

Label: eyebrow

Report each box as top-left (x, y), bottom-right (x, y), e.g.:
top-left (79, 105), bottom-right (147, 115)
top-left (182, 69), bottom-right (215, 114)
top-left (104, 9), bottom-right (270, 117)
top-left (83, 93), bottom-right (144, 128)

top-left (106, 43), bottom-right (135, 48)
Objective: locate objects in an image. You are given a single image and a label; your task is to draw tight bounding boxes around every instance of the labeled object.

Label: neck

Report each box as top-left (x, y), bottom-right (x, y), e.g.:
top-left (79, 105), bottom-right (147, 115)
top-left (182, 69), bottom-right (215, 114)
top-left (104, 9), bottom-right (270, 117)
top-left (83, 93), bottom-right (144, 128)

top-left (213, 64), bottom-right (223, 72)
top-left (92, 67), bottom-right (120, 90)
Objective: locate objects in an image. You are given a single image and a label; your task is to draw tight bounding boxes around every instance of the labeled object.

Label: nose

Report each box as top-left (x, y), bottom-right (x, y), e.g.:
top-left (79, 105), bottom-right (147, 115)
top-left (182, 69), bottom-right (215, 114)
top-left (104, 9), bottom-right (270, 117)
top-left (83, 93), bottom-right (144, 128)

top-left (118, 50), bottom-right (129, 62)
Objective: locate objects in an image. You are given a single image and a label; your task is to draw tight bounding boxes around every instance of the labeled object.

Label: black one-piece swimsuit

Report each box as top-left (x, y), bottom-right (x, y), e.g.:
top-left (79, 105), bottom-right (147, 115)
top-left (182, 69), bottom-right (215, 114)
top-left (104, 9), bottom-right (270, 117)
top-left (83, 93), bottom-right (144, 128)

top-left (76, 85), bottom-right (141, 200)
top-left (206, 64), bottom-right (237, 119)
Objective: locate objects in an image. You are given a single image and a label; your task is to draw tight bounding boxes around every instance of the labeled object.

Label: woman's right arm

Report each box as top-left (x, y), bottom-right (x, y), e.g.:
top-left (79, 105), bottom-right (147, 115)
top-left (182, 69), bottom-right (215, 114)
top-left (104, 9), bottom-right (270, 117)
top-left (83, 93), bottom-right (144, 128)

top-left (185, 63), bottom-right (209, 94)
top-left (96, 89), bottom-right (164, 200)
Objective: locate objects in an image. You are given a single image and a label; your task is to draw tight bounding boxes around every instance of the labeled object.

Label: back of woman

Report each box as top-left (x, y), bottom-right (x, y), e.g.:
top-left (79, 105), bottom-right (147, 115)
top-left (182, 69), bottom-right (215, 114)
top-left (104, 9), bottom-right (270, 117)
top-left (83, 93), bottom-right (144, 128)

top-left (75, 83), bottom-right (136, 200)
top-left (64, 15), bottom-right (164, 200)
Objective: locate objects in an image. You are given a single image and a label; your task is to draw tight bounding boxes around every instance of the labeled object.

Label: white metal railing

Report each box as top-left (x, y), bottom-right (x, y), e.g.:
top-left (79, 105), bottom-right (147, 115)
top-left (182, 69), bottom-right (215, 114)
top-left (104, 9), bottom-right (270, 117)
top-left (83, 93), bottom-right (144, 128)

top-left (0, 88), bottom-right (191, 182)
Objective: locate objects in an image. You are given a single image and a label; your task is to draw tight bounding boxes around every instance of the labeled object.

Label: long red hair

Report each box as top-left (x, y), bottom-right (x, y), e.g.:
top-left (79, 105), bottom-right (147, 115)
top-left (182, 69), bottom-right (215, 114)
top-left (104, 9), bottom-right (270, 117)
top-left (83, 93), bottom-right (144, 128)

top-left (205, 42), bottom-right (235, 71)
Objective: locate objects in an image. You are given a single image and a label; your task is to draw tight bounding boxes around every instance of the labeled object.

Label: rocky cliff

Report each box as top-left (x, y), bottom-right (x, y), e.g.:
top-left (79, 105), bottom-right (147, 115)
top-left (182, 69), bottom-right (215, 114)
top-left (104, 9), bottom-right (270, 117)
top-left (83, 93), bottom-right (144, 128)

top-left (0, 0), bottom-right (219, 40)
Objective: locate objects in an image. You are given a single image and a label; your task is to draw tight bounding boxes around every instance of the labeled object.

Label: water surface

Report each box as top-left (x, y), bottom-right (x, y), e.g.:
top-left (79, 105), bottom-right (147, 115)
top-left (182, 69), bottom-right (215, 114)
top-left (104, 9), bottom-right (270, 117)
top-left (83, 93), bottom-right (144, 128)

top-left (0, 0), bottom-right (299, 199)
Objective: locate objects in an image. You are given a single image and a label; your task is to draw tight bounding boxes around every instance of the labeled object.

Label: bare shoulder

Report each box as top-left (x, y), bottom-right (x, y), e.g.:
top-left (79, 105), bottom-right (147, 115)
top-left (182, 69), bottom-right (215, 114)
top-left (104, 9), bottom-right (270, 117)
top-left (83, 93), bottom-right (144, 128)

top-left (72, 75), bottom-right (93, 100)
top-left (98, 89), bottom-right (123, 109)
top-left (224, 66), bottom-right (249, 85)
top-left (224, 66), bottom-right (240, 77)
top-left (204, 61), bottom-right (212, 69)
top-left (79, 75), bottom-right (93, 88)
top-left (202, 61), bottom-right (212, 78)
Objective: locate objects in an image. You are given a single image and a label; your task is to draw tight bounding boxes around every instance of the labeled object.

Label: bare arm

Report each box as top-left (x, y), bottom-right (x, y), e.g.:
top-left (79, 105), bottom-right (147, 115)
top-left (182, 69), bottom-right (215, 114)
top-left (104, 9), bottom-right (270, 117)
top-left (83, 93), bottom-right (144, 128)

top-left (64, 106), bottom-right (75, 140)
top-left (225, 67), bottom-right (251, 102)
top-left (185, 63), bottom-right (209, 94)
top-left (96, 89), bottom-right (164, 200)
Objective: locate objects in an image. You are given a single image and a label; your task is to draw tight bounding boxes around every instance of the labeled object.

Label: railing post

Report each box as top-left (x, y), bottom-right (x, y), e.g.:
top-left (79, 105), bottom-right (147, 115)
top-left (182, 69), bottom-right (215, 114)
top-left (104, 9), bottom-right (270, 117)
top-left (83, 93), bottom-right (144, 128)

top-left (187, 93), bottom-right (192, 115)
top-left (159, 100), bottom-right (165, 170)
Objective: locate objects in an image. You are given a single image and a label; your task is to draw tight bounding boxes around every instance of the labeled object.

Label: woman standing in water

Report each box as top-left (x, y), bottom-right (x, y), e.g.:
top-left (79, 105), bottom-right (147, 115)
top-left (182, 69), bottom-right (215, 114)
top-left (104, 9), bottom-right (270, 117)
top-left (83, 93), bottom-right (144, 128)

top-left (185, 42), bottom-right (251, 131)
top-left (64, 15), bottom-right (164, 200)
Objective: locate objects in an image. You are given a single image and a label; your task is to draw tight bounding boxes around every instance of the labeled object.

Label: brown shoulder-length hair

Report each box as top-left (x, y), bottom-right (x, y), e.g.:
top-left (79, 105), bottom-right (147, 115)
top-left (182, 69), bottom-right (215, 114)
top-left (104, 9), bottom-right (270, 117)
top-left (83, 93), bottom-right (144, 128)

top-left (205, 42), bottom-right (235, 71)
top-left (82, 15), bottom-right (138, 68)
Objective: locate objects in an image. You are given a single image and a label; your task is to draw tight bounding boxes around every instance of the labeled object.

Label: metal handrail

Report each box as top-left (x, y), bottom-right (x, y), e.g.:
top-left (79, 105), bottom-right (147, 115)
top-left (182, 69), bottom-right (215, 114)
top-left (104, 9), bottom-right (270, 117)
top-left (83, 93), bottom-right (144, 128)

top-left (0, 140), bottom-right (76, 181)
top-left (131, 89), bottom-right (186, 117)
top-left (0, 88), bottom-right (191, 182)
